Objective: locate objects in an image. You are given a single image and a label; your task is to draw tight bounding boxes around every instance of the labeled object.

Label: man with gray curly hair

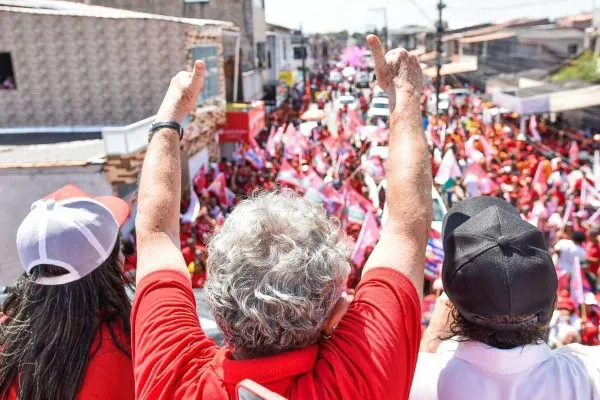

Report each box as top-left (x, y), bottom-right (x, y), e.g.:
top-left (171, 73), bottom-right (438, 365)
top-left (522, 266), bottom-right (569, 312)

top-left (132, 33), bottom-right (431, 400)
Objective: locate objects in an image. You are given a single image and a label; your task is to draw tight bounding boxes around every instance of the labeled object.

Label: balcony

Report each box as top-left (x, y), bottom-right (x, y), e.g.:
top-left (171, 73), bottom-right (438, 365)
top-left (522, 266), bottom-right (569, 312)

top-left (242, 70), bottom-right (264, 102)
top-left (101, 116), bottom-right (154, 155)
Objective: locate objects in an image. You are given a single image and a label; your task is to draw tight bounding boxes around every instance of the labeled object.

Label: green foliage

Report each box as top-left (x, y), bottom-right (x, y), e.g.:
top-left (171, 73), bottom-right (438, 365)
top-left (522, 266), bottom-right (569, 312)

top-left (552, 51), bottom-right (600, 83)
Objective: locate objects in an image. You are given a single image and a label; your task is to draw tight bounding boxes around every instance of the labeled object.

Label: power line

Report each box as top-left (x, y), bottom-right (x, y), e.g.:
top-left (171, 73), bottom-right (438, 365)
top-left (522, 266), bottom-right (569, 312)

top-left (406, 0), bottom-right (436, 23)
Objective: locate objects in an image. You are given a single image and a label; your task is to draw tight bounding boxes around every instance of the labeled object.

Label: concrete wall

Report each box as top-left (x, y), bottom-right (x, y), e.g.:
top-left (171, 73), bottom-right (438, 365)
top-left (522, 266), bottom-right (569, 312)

top-left (0, 10), bottom-right (186, 128)
top-left (0, 165), bottom-right (113, 285)
top-left (66, 0), bottom-right (264, 71)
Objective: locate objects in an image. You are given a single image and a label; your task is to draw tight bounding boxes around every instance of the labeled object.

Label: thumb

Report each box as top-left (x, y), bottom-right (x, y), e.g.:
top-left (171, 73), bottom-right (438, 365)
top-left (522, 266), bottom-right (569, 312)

top-left (366, 35), bottom-right (387, 87)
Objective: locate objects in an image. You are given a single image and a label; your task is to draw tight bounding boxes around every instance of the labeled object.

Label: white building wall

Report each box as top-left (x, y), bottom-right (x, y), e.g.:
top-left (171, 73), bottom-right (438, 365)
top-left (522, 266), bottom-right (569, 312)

top-left (0, 166), bottom-right (112, 285)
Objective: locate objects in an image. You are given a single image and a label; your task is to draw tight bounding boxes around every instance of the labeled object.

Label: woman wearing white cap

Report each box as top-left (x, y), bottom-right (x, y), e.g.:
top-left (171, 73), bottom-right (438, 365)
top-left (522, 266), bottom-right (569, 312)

top-left (0, 185), bottom-right (134, 400)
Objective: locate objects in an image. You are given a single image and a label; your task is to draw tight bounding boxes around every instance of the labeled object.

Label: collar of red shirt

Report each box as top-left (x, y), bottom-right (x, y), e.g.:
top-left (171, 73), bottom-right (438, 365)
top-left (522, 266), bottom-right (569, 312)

top-left (213, 344), bottom-right (319, 385)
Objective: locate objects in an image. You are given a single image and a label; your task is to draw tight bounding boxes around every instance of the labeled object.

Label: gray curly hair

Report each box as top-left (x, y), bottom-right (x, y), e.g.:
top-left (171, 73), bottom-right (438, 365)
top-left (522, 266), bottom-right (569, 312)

top-left (205, 190), bottom-right (350, 357)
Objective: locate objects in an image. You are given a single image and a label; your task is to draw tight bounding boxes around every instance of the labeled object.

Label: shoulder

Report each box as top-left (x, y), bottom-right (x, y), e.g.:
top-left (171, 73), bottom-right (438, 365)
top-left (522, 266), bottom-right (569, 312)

top-left (83, 323), bottom-right (135, 399)
top-left (551, 345), bottom-right (600, 386)
top-left (409, 352), bottom-right (452, 400)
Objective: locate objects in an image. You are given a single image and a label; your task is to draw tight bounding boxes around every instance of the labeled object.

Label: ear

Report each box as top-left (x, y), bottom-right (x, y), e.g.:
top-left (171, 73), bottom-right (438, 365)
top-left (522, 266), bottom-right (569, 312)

top-left (322, 292), bottom-right (352, 337)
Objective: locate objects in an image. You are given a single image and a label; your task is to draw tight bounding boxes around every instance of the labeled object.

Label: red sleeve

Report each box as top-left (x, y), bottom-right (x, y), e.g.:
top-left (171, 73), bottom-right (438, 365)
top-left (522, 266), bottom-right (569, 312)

top-left (305, 268), bottom-right (421, 400)
top-left (131, 270), bottom-right (220, 399)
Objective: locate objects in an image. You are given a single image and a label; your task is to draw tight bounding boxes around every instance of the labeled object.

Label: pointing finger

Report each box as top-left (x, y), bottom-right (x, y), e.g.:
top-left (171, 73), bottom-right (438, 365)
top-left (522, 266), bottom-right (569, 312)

top-left (367, 35), bottom-right (387, 88)
top-left (191, 60), bottom-right (205, 91)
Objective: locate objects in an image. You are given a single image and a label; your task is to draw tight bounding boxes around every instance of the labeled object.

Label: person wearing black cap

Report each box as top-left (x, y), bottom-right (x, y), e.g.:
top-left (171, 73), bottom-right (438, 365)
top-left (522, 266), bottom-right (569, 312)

top-left (410, 196), bottom-right (600, 400)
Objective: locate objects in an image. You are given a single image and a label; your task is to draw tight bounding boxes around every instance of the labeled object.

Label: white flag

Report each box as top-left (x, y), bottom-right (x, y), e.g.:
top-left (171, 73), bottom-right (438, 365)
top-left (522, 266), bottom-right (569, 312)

top-left (435, 149), bottom-right (462, 186)
top-left (571, 257), bottom-right (584, 305)
top-left (180, 185), bottom-right (201, 224)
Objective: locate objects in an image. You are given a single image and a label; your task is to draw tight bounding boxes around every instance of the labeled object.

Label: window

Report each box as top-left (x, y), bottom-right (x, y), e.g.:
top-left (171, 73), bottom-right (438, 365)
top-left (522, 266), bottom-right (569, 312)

top-left (0, 53), bottom-right (16, 90)
top-left (293, 46), bottom-right (306, 60)
top-left (191, 45), bottom-right (220, 103)
top-left (184, 0), bottom-right (209, 3)
top-left (253, 0), bottom-right (264, 8)
top-left (568, 44), bottom-right (578, 56)
top-left (256, 42), bottom-right (266, 69)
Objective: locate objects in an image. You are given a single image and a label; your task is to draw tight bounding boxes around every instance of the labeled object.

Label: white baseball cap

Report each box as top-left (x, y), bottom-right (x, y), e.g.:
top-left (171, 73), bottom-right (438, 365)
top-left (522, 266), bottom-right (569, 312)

top-left (16, 184), bottom-right (130, 285)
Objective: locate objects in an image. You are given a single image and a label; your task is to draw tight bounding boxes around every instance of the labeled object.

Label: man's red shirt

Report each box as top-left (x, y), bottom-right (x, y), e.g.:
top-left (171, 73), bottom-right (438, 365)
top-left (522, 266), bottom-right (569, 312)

top-left (131, 268), bottom-right (420, 399)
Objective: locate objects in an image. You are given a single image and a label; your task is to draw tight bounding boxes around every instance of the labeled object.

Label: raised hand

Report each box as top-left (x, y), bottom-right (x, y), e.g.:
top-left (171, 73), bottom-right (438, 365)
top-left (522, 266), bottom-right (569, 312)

top-left (367, 34), bottom-right (422, 113)
top-left (156, 60), bottom-right (205, 124)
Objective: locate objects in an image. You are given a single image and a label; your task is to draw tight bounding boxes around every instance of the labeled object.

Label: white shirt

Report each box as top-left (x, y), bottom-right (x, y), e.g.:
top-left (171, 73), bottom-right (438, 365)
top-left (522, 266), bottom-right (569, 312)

top-left (554, 239), bottom-right (587, 273)
top-left (410, 340), bottom-right (600, 400)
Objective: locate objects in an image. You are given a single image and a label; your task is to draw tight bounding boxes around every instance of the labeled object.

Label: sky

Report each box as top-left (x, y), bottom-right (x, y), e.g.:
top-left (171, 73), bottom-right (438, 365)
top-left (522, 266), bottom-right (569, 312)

top-left (264, 0), bottom-right (596, 33)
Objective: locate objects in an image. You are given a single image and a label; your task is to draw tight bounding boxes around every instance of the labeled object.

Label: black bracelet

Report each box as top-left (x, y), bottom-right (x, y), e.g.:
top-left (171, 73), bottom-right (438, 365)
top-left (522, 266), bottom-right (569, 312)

top-left (148, 121), bottom-right (183, 143)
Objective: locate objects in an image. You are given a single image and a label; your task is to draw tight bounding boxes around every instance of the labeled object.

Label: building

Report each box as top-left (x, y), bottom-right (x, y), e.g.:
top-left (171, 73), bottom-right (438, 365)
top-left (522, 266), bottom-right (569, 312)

top-left (0, 0), bottom-right (235, 283)
top-left (62, 0), bottom-right (267, 103)
top-left (390, 25), bottom-right (433, 51)
top-left (265, 23), bottom-right (293, 112)
top-left (438, 18), bottom-right (586, 90)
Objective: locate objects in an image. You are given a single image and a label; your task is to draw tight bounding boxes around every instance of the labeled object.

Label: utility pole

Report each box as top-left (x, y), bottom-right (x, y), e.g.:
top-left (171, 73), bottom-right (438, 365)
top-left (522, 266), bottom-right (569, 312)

top-left (300, 24), bottom-right (307, 88)
top-left (435, 0), bottom-right (446, 114)
top-left (369, 8), bottom-right (389, 48)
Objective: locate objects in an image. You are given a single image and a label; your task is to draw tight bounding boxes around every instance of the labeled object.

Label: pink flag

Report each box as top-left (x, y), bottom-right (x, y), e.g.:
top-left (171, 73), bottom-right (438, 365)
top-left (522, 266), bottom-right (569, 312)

top-left (351, 211), bottom-right (380, 267)
top-left (571, 257), bottom-right (584, 305)
top-left (302, 167), bottom-right (324, 191)
top-left (562, 197), bottom-right (574, 225)
top-left (276, 160), bottom-right (305, 193)
top-left (464, 162), bottom-right (498, 195)
top-left (266, 126), bottom-right (284, 157)
top-left (322, 136), bottom-right (338, 156)
top-left (569, 141), bottom-right (580, 163)
top-left (284, 125), bottom-right (310, 158)
top-left (345, 185), bottom-right (376, 213)
top-left (207, 173), bottom-right (228, 207)
top-left (312, 149), bottom-right (331, 175)
top-left (531, 161), bottom-right (548, 194)
top-left (529, 115), bottom-right (542, 142)
top-left (321, 184), bottom-right (345, 217)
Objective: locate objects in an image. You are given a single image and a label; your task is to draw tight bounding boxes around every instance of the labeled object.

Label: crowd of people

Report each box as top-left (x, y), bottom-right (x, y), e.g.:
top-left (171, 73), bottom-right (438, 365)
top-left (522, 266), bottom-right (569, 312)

top-left (1, 34), bottom-right (599, 399)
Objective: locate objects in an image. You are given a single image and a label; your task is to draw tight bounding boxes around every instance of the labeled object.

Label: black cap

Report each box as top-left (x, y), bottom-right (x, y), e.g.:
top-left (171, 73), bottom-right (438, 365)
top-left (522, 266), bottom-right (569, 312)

top-left (442, 196), bottom-right (557, 330)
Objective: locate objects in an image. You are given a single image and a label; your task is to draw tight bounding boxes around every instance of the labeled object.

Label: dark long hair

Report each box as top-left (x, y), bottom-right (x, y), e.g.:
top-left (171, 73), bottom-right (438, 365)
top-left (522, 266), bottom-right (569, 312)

top-left (0, 238), bottom-right (132, 400)
top-left (443, 306), bottom-right (550, 350)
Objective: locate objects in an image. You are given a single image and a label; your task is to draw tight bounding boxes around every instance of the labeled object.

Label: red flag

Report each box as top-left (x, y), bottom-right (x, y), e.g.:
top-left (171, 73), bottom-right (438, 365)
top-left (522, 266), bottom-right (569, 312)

top-left (193, 164), bottom-right (206, 192)
top-left (276, 159), bottom-right (305, 193)
top-left (351, 211), bottom-right (380, 266)
top-left (207, 173), bottom-right (228, 206)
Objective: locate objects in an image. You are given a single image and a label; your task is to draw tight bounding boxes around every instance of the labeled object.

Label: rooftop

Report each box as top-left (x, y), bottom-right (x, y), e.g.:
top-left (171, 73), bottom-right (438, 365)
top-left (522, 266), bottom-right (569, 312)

top-left (459, 31), bottom-right (516, 44)
top-left (0, 0), bottom-right (235, 28)
top-left (512, 80), bottom-right (591, 98)
top-left (516, 27), bottom-right (585, 41)
top-left (0, 139), bottom-right (106, 168)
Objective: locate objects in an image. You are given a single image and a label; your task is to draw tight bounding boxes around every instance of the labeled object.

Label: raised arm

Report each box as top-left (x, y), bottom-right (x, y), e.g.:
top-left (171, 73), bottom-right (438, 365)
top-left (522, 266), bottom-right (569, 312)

top-left (135, 61), bottom-right (205, 284)
top-left (363, 35), bottom-right (432, 299)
